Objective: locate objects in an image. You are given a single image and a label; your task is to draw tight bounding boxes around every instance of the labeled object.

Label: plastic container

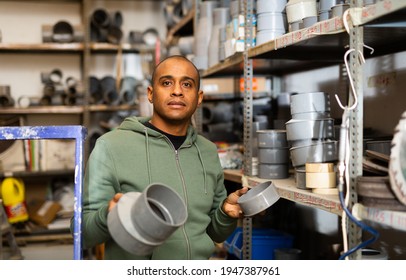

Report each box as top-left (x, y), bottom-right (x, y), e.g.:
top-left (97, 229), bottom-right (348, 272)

top-left (1, 177), bottom-right (29, 224)
top-left (226, 227), bottom-right (294, 259)
top-left (223, 227), bottom-right (242, 255)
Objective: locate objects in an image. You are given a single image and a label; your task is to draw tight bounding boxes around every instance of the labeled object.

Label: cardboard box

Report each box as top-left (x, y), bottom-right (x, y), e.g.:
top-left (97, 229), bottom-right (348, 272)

top-left (40, 139), bottom-right (76, 171)
top-left (201, 78), bottom-right (236, 96)
top-left (202, 76), bottom-right (270, 97)
top-left (28, 200), bottom-right (62, 226)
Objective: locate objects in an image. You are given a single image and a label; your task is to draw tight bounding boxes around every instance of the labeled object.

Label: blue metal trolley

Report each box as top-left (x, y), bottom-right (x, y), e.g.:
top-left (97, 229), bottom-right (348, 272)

top-left (0, 126), bottom-right (87, 260)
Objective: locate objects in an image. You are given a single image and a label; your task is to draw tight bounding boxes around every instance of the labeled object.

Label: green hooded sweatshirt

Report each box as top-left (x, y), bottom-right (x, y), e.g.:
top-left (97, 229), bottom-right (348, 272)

top-left (77, 116), bottom-right (237, 259)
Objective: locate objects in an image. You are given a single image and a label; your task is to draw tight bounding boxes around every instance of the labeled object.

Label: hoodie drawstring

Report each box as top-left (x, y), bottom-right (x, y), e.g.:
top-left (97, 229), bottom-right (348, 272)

top-left (194, 143), bottom-right (207, 195)
top-left (144, 127), bottom-right (153, 184)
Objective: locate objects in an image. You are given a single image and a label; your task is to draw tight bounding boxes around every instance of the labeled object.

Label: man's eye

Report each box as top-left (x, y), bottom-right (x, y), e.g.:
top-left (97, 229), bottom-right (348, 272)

top-left (183, 82), bottom-right (192, 87)
top-left (162, 81), bottom-right (172, 86)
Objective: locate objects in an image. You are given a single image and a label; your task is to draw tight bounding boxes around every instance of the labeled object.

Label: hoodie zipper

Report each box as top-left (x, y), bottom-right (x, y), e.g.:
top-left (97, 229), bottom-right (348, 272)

top-left (164, 137), bottom-right (192, 259)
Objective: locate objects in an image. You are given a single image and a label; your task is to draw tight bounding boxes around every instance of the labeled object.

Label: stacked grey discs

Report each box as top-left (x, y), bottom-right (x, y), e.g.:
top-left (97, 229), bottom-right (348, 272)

top-left (256, 0), bottom-right (288, 45)
top-left (285, 92), bottom-right (338, 188)
top-left (257, 130), bottom-right (290, 179)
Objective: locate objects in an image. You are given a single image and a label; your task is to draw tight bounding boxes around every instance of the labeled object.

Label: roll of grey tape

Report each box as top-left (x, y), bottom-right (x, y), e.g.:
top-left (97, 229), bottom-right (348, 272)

top-left (361, 248), bottom-right (388, 260)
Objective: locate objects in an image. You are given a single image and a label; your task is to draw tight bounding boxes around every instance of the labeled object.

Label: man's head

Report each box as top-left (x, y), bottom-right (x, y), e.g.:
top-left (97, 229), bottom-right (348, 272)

top-left (147, 55), bottom-right (204, 134)
top-left (151, 55), bottom-right (201, 90)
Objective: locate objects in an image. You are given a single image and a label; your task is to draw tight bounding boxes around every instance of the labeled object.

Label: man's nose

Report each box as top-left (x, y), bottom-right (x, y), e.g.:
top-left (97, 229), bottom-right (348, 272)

top-left (171, 84), bottom-right (184, 96)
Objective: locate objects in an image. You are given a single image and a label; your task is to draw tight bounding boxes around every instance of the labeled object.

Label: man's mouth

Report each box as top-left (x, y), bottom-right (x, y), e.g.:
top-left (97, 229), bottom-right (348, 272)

top-left (168, 101), bottom-right (186, 107)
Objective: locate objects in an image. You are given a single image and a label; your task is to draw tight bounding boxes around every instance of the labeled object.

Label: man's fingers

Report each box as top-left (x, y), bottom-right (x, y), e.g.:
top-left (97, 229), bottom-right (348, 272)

top-left (113, 193), bottom-right (123, 202)
top-left (235, 187), bottom-right (249, 197)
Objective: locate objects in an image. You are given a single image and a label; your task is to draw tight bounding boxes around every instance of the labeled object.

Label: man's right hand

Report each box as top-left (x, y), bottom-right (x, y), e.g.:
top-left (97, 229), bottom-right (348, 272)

top-left (108, 193), bottom-right (123, 211)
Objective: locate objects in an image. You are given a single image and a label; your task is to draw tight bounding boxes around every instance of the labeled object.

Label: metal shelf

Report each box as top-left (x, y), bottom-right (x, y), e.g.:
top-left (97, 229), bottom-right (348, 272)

top-left (0, 43), bottom-right (84, 53)
top-left (224, 169), bottom-right (343, 216)
top-left (0, 42), bottom-right (151, 54)
top-left (89, 42), bottom-right (153, 54)
top-left (201, 3), bottom-right (406, 78)
top-left (354, 0), bottom-right (406, 26)
top-left (0, 106), bottom-right (84, 115)
top-left (217, 0), bottom-right (406, 259)
top-left (0, 104), bottom-right (138, 114)
top-left (353, 203), bottom-right (406, 232)
top-left (87, 104), bottom-right (137, 112)
top-left (0, 169), bottom-right (74, 179)
top-left (201, 53), bottom-right (244, 78)
top-left (165, 7), bottom-right (194, 46)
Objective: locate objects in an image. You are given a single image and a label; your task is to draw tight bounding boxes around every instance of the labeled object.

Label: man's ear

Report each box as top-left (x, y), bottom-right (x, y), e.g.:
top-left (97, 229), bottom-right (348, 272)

top-left (197, 90), bottom-right (204, 106)
top-left (147, 86), bottom-right (153, 103)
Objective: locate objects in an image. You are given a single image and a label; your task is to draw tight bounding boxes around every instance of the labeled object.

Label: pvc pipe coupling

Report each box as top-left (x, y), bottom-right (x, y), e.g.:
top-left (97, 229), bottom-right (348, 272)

top-left (0, 85), bottom-right (15, 107)
top-left (42, 21), bottom-right (84, 43)
top-left (107, 183), bottom-right (188, 256)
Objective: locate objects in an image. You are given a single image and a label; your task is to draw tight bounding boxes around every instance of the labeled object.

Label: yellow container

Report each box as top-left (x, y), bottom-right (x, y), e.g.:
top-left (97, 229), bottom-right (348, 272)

top-left (1, 177), bottom-right (29, 223)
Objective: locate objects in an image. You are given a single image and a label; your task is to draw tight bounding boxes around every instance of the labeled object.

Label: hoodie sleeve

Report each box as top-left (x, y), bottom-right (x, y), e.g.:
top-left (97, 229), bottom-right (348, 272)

top-left (70, 138), bottom-right (119, 249)
top-left (206, 168), bottom-right (238, 243)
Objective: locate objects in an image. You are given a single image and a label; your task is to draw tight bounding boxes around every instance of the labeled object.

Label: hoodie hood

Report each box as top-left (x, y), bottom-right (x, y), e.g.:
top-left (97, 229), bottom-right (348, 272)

top-left (117, 116), bottom-right (198, 144)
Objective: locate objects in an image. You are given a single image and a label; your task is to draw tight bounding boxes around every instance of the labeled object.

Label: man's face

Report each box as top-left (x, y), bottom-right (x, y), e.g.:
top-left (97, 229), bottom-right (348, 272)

top-left (148, 58), bottom-right (203, 126)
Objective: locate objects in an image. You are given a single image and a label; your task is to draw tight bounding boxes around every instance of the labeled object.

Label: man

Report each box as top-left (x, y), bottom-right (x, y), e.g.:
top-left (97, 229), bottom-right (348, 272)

top-left (77, 55), bottom-right (247, 259)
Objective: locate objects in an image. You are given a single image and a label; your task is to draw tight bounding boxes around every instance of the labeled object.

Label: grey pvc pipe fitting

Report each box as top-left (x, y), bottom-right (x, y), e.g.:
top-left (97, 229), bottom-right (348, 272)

top-left (41, 69), bottom-right (63, 84)
top-left (0, 85), bottom-right (14, 107)
top-left (89, 76), bottom-right (103, 104)
top-left (106, 25), bottom-right (123, 44)
top-left (52, 21), bottom-right (74, 43)
top-left (110, 11), bottom-right (123, 27)
top-left (129, 30), bottom-right (144, 44)
top-left (107, 183), bottom-right (188, 256)
top-left (91, 8), bottom-right (110, 28)
top-left (119, 77), bottom-right (138, 105)
top-left (202, 102), bottom-right (233, 124)
top-left (100, 76), bottom-right (119, 105)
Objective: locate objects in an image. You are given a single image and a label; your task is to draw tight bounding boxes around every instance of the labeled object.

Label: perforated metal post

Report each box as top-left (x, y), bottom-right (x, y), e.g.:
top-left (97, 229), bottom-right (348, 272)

top-left (347, 0), bottom-right (364, 260)
top-left (0, 126), bottom-right (87, 260)
top-left (242, 0), bottom-right (254, 260)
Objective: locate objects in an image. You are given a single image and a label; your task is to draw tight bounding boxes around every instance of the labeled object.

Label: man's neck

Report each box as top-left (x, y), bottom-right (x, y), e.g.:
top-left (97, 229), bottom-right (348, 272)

top-left (149, 118), bottom-right (189, 136)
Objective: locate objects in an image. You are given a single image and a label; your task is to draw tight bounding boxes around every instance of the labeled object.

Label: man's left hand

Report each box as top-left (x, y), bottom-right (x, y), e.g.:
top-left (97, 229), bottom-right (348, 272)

top-left (222, 187), bottom-right (249, 219)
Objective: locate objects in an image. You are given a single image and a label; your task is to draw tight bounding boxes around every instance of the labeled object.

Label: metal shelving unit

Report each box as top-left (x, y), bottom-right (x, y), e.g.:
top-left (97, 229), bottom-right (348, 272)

top-left (0, 0), bottom-right (156, 154)
top-left (201, 0), bottom-right (406, 259)
top-left (0, 0), bottom-right (156, 249)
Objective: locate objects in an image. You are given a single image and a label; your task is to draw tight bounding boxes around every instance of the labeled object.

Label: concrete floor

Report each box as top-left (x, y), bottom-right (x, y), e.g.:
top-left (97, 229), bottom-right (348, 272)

top-left (20, 242), bottom-right (74, 260)
top-left (2, 242), bottom-right (74, 260)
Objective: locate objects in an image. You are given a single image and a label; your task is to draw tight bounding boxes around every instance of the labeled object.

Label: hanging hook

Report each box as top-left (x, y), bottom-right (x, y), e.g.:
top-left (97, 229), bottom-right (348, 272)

top-left (335, 48), bottom-right (366, 111)
top-left (343, 8), bottom-right (351, 35)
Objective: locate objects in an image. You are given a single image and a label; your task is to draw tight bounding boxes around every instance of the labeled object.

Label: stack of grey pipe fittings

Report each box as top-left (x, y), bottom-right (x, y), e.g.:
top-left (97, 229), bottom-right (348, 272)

top-left (256, 0), bottom-right (288, 45)
top-left (193, 0), bottom-right (234, 70)
top-left (39, 69), bottom-right (83, 106)
top-left (89, 76), bottom-right (143, 106)
top-left (256, 130), bottom-right (290, 179)
top-left (285, 92), bottom-right (338, 189)
top-left (90, 9), bottom-right (123, 44)
top-left (202, 102), bottom-right (237, 142)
